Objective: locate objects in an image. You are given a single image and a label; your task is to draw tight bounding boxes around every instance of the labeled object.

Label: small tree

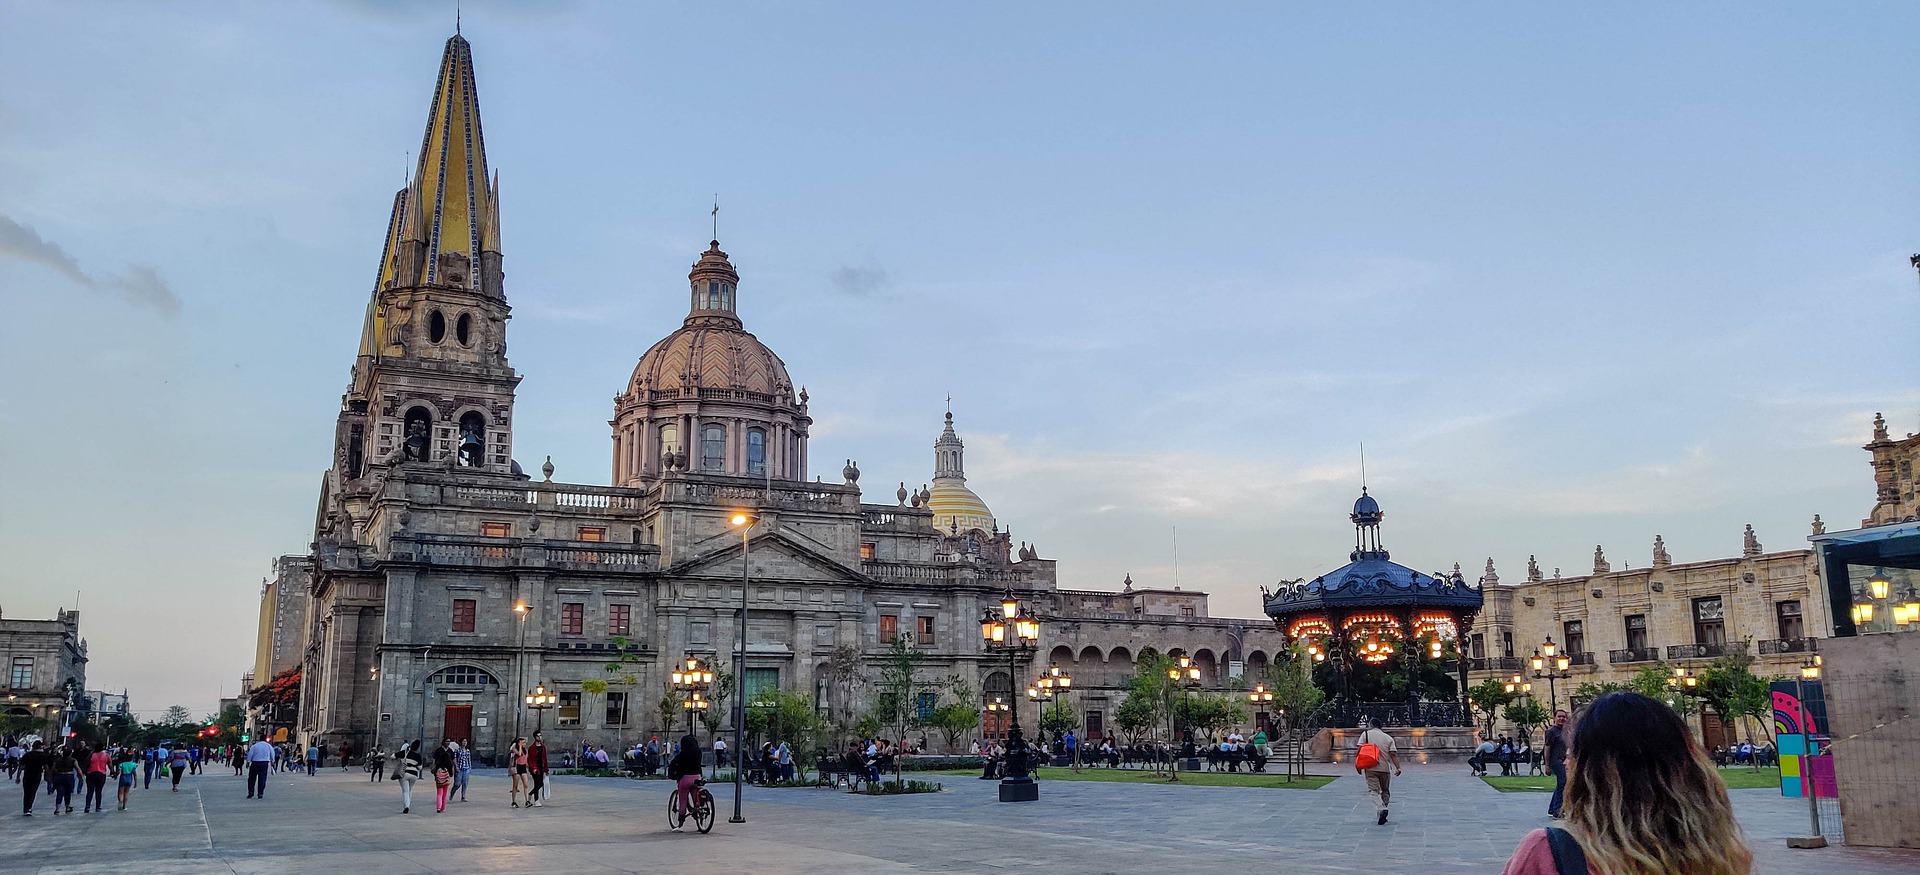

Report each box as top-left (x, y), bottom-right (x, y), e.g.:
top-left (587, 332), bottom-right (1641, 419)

top-left (1505, 697), bottom-right (1549, 746)
top-left (871, 634), bottom-right (933, 779)
top-left (161, 705), bottom-right (193, 727)
top-left (654, 695), bottom-right (680, 738)
top-left (1265, 646), bottom-right (1324, 733)
top-left (1569, 681), bottom-right (1627, 709)
top-left (1039, 700), bottom-right (1075, 737)
top-left (821, 644), bottom-right (865, 749)
top-left (1467, 679), bottom-right (1517, 738)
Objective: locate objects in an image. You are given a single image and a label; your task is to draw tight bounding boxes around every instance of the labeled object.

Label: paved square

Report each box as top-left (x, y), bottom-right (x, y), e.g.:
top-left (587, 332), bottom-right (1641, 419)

top-left (3, 764), bottom-right (1914, 874)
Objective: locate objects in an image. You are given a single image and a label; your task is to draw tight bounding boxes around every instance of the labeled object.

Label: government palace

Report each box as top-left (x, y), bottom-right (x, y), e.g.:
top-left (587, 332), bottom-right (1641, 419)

top-left (252, 33), bottom-right (1879, 758)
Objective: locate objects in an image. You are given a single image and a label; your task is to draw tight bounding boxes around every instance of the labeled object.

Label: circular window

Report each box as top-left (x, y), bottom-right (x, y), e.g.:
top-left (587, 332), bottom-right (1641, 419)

top-left (456, 313), bottom-right (472, 346)
top-left (428, 311), bottom-right (447, 344)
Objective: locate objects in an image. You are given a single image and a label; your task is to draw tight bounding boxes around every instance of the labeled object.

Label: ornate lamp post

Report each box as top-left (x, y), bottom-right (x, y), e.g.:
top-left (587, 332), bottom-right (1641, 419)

top-left (671, 655), bottom-right (715, 737)
top-left (524, 683), bottom-right (557, 734)
top-left (981, 586), bottom-right (1041, 802)
top-left (1044, 664), bottom-right (1076, 770)
top-left (1795, 655), bottom-right (1825, 845)
top-left (1167, 655), bottom-right (1202, 776)
top-left (513, 601), bottom-right (530, 739)
top-left (1248, 682), bottom-right (1275, 735)
top-left (1529, 637), bottom-right (1572, 714)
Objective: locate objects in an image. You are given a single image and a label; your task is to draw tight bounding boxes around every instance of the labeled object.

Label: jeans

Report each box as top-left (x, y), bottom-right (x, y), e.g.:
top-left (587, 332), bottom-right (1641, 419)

top-left (50, 773), bottom-right (74, 809)
top-left (1548, 760), bottom-right (1567, 816)
top-left (455, 768), bottom-right (470, 800)
top-left (247, 761), bottom-right (269, 797)
top-left (398, 776), bottom-right (415, 810)
top-left (83, 772), bottom-right (105, 811)
top-left (170, 765), bottom-right (185, 788)
top-left (21, 771), bottom-right (42, 813)
top-left (307, 758), bottom-right (317, 776)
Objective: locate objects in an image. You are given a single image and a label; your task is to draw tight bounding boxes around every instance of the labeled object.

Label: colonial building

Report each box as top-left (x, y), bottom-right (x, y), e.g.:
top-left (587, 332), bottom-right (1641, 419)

top-left (253, 556), bottom-right (312, 685)
top-left (1, 607), bottom-right (87, 733)
top-left (285, 33), bottom-right (1285, 760)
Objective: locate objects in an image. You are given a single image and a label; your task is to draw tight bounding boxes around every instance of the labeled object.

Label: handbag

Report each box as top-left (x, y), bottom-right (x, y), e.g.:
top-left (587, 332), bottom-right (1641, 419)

top-left (433, 769), bottom-right (451, 787)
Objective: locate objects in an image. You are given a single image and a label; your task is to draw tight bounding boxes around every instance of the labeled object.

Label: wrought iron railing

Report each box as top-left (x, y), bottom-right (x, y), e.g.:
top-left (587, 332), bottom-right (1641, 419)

top-left (1468, 656), bottom-right (1522, 672)
top-left (1756, 637), bottom-right (1819, 655)
top-left (1309, 699), bottom-right (1470, 729)
top-left (1666, 641), bottom-right (1748, 660)
top-left (1567, 651), bottom-right (1597, 667)
top-left (1608, 647), bottom-right (1660, 664)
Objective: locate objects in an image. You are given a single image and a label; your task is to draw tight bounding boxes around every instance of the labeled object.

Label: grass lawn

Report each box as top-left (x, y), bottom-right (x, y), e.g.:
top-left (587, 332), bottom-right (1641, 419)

top-left (928, 766), bottom-right (1335, 790)
top-left (1481, 766), bottom-right (1781, 793)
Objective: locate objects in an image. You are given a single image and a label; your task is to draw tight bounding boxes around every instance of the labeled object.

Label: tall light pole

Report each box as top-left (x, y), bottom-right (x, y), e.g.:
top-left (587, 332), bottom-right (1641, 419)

top-left (671, 655), bottom-right (715, 740)
top-left (1045, 663), bottom-right (1075, 771)
top-left (728, 511), bottom-right (755, 824)
top-left (513, 601), bottom-right (529, 740)
top-left (524, 683), bottom-right (556, 734)
top-left (1794, 655), bottom-right (1825, 846)
top-left (1168, 655), bottom-right (1201, 778)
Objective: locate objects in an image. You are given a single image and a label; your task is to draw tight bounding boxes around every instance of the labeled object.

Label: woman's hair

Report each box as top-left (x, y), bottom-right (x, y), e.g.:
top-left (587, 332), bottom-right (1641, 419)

top-left (680, 734), bottom-right (702, 754)
top-left (1565, 692), bottom-right (1752, 875)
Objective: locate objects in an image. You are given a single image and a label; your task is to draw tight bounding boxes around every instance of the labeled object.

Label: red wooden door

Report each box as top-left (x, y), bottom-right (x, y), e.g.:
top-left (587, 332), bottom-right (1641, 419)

top-left (443, 705), bottom-right (473, 745)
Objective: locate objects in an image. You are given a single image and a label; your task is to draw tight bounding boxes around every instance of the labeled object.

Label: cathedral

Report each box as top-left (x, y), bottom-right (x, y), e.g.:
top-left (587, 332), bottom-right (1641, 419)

top-left (285, 33), bottom-right (1287, 758)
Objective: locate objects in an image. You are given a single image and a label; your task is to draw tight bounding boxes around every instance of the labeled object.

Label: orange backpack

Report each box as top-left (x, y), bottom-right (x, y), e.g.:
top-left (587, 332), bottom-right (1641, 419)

top-left (1354, 741), bottom-right (1382, 771)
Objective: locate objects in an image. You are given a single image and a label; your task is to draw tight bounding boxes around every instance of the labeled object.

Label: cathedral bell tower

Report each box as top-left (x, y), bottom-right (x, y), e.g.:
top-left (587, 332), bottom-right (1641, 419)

top-left (329, 33), bottom-right (521, 509)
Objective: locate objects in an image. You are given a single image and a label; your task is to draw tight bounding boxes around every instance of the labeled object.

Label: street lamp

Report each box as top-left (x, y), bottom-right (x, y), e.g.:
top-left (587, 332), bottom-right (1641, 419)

top-left (981, 585), bottom-right (1041, 802)
top-left (524, 683), bottom-right (557, 734)
top-left (1248, 683), bottom-right (1275, 737)
top-left (1504, 672), bottom-right (1532, 696)
top-left (728, 510), bottom-right (756, 824)
top-left (513, 601), bottom-right (530, 739)
top-left (1168, 656), bottom-right (1202, 777)
top-left (1529, 637), bottom-right (1572, 713)
top-left (671, 655), bottom-right (716, 737)
top-left (1794, 654), bottom-right (1825, 845)
top-left (1041, 663), bottom-right (1077, 771)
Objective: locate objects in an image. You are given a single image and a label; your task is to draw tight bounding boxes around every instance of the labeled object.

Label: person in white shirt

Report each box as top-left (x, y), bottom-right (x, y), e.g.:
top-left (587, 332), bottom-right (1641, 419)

top-left (245, 739), bottom-right (275, 799)
top-left (1353, 718), bottom-right (1403, 825)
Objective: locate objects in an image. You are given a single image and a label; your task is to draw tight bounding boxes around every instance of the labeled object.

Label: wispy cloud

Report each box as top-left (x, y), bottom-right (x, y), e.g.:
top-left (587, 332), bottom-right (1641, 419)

top-left (830, 264), bottom-right (890, 297)
top-left (0, 214), bottom-right (181, 317)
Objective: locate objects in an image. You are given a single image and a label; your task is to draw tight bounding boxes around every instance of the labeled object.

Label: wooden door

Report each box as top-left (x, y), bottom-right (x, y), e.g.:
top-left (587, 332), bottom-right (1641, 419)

top-left (443, 704), bottom-right (473, 745)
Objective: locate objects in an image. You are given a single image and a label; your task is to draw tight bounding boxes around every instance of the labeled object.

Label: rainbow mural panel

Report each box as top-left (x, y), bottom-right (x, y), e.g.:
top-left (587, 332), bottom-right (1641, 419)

top-left (1771, 680), bottom-right (1831, 798)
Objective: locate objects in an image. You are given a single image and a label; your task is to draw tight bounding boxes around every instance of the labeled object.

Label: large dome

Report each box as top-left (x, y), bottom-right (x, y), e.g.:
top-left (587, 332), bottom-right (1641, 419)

top-left (929, 481), bottom-right (996, 534)
top-left (627, 324), bottom-right (793, 401)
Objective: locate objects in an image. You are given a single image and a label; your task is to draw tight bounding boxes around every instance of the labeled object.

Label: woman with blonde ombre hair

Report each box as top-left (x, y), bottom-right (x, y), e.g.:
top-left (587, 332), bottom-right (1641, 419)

top-left (1501, 691), bottom-right (1753, 875)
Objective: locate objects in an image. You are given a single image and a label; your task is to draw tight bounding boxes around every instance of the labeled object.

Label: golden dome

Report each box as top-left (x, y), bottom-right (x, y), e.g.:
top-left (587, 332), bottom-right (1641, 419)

top-left (929, 481), bottom-right (996, 534)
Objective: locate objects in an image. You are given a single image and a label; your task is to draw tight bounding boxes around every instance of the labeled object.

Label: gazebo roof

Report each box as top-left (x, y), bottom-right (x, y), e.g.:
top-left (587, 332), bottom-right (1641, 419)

top-left (1263, 490), bottom-right (1484, 619)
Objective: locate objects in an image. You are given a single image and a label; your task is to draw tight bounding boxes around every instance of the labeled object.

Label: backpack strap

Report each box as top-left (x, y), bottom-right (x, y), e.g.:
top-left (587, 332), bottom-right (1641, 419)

top-left (1544, 827), bottom-right (1589, 875)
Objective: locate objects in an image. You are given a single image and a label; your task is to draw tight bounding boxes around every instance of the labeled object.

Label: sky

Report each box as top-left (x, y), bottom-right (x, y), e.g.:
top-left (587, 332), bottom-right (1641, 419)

top-left (2, 2), bottom-right (1917, 718)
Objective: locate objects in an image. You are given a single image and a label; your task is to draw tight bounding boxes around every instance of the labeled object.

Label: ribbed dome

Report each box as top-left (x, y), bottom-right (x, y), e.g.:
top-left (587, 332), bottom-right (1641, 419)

top-left (929, 481), bottom-right (995, 534)
top-left (627, 325), bottom-right (794, 401)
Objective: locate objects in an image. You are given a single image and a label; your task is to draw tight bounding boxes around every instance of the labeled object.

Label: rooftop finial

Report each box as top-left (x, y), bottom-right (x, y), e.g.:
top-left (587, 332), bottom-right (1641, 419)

top-left (1359, 440), bottom-right (1368, 492)
top-left (711, 196), bottom-right (719, 243)
top-left (455, 0), bottom-right (461, 34)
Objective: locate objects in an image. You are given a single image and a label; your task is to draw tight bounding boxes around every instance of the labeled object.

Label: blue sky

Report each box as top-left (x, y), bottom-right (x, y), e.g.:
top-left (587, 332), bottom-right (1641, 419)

top-left (2, 2), bottom-right (1916, 716)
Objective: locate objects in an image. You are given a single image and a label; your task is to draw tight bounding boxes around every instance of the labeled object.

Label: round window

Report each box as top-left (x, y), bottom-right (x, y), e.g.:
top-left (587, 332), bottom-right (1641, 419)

top-left (428, 311), bottom-right (447, 344)
top-left (456, 313), bottom-right (472, 346)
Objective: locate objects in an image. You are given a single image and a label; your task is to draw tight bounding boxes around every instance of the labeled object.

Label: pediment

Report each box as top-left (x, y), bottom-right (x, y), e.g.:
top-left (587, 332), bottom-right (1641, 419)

top-left (665, 530), bottom-right (870, 585)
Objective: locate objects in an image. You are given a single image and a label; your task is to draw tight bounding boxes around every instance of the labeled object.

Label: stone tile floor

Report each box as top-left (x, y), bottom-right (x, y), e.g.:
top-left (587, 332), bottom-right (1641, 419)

top-left (1, 764), bottom-right (1913, 874)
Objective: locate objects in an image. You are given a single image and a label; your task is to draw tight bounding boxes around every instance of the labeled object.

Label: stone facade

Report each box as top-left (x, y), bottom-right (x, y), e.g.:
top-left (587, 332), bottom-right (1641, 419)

top-left (253, 556), bottom-right (312, 686)
top-left (282, 33), bottom-right (1286, 761)
top-left (0, 608), bottom-right (87, 731)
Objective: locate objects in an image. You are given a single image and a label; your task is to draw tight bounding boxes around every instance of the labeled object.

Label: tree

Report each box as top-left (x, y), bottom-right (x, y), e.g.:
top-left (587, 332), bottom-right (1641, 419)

top-left (1569, 681), bottom-right (1628, 709)
top-left (1504, 697), bottom-right (1549, 745)
top-left (1264, 646), bottom-right (1324, 733)
top-left (1114, 693), bottom-right (1157, 745)
top-left (871, 635), bottom-right (933, 777)
top-left (700, 669), bottom-right (735, 742)
top-left (744, 687), bottom-right (827, 775)
top-left (654, 695), bottom-right (680, 737)
top-left (161, 705), bottom-right (192, 727)
top-left (1039, 699), bottom-right (1075, 736)
top-left (1629, 664), bottom-right (1698, 721)
top-left (1467, 679), bottom-right (1517, 737)
top-left (1699, 654), bottom-right (1775, 753)
top-left (928, 702), bottom-right (981, 752)
top-left (821, 644), bottom-right (865, 749)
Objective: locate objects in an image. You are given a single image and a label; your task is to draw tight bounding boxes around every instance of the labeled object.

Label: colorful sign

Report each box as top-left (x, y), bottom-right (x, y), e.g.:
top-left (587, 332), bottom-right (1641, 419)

top-left (1771, 680), bottom-right (1829, 798)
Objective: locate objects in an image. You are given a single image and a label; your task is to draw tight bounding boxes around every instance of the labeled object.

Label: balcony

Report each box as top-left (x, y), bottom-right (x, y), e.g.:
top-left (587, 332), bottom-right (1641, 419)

top-left (1609, 647), bottom-right (1661, 664)
top-left (1665, 641), bottom-right (1749, 661)
top-left (1566, 651), bottom-right (1597, 667)
top-left (1756, 637), bottom-right (1820, 656)
top-left (1468, 656), bottom-right (1522, 672)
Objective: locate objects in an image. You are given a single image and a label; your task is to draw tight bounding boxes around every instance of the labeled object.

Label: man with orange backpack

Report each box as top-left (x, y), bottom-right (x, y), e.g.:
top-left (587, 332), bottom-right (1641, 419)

top-left (1353, 717), bottom-right (1402, 825)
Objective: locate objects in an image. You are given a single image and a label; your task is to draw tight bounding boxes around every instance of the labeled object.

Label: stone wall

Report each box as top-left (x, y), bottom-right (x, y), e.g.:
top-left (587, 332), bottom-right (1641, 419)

top-left (1821, 632), bottom-right (1920, 849)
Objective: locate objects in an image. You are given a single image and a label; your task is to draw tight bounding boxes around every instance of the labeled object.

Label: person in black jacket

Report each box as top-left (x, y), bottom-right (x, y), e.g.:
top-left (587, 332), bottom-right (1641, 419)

top-left (667, 735), bottom-right (703, 828)
top-left (18, 742), bottom-right (48, 816)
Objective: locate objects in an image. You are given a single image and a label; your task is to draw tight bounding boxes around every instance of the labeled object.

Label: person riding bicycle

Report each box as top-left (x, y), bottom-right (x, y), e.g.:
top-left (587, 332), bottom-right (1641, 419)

top-left (667, 734), bottom-right (704, 828)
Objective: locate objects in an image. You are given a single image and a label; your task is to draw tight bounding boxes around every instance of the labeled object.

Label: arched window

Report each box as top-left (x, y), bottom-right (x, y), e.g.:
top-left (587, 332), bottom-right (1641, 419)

top-left (402, 406), bottom-right (433, 462)
top-left (746, 428), bottom-right (766, 477)
top-left (701, 425), bottom-right (726, 472)
top-left (457, 411), bottom-right (486, 468)
top-left (428, 666), bottom-right (496, 686)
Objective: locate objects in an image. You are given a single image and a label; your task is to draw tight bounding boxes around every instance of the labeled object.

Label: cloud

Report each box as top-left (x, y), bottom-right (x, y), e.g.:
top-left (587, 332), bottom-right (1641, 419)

top-left (0, 214), bottom-right (181, 317)
top-left (829, 264), bottom-right (890, 297)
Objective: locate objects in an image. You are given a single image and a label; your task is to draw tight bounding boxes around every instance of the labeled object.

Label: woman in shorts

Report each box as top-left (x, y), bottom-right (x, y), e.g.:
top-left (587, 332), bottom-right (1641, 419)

top-left (115, 750), bottom-right (138, 810)
top-left (508, 737), bottom-right (530, 808)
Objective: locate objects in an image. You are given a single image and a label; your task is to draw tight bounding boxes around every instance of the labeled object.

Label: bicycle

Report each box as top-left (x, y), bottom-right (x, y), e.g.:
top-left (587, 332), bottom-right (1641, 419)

top-left (666, 778), bottom-right (715, 834)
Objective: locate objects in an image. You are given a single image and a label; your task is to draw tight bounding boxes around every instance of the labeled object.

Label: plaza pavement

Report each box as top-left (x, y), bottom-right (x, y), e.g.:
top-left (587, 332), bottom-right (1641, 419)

top-left (2, 763), bottom-right (1914, 874)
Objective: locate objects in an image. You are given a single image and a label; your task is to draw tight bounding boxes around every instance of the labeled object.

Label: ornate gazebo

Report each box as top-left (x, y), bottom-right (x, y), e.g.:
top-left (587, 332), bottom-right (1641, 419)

top-left (1263, 490), bottom-right (1483, 728)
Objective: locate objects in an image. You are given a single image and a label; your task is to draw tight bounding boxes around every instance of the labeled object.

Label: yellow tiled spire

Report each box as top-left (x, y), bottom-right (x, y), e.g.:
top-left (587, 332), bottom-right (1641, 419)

top-left (357, 188), bottom-right (410, 365)
top-left (399, 33), bottom-right (494, 291)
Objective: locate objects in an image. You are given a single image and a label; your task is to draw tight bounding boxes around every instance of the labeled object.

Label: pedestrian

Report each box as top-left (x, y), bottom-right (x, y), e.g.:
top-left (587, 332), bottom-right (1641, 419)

top-left (169, 745), bottom-right (189, 791)
top-left (1544, 709), bottom-right (1570, 818)
top-left (48, 745), bottom-right (78, 814)
top-left (369, 746), bottom-right (386, 782)
top-left (527, 732), bottom-right (549, 807)
top-left (453, 739), bottom-right (471, 802)
top-left (18, 741), bottom-right (47, 816)
top-left (1472, 734), bottom-right (1496, 777)
top-left (83, 744), bottom-right (109, 813)
top-left (713, 735), bottom-right (727, 772)
top-left (1500, 692), bottom-right (1752, 875)
top-left (142, 746), bottom-right (156, 789)
top-left (431, 741), bottom-right (454, 813)
top-left (1352, 717), bottom-right (1402, 825)
top-left (306, 742), bottom-right (319, 776)
top-left (245, 736), bottom-right (274, 799)
top-left (394, 741), bottom-right (422, 814)
top-left (115, 749), bottom-right (137, 810)
top-left (508, 737), bottom-right (529, 807)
